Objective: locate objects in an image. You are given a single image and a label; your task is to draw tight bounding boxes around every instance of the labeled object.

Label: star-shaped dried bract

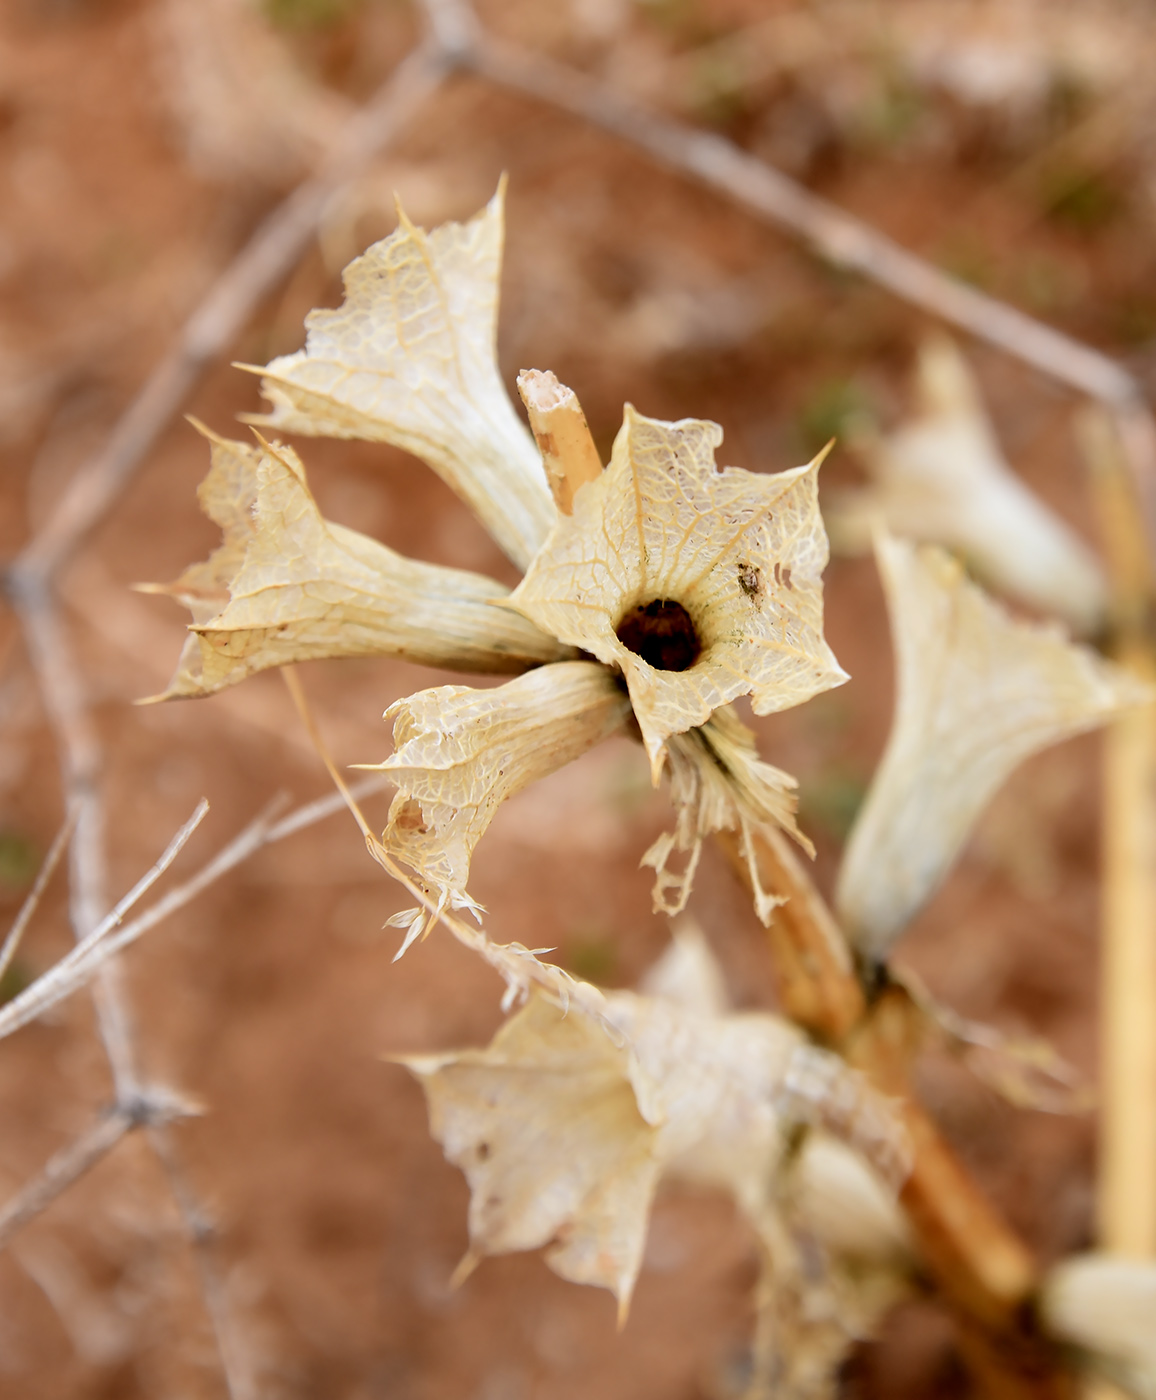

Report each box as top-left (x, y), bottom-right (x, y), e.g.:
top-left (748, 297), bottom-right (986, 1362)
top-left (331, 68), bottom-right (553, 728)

top-left (509, 405), bottom-right (848, 777)
top-left (141, 429), bottom-right (570, 700)
top-left (401, 962), bottom-right (901, 1320)
top-left (242, 185), bottom-right (556, 571)
top-left (826, 335), bottom-right (1108, 634)
top-left (836, 534), bottom-right (1153, 959)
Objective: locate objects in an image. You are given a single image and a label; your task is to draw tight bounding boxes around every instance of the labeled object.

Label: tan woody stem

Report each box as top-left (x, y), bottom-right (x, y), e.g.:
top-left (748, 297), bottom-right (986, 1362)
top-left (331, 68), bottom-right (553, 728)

top-left (1082, 408), bottom-right (1156, 1263)
top-left (718, 826), bottom-right (1069, 1399)
top-left (517, 369), bottom-right (604, 515)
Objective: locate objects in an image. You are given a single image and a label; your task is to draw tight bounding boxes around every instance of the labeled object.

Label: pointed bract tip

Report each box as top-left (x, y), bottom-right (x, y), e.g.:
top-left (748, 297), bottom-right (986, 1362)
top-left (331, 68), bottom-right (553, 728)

top-left (811, 437), bottom-right (837, 470)
top-left (450, 1250), bottom-right (481, 1290)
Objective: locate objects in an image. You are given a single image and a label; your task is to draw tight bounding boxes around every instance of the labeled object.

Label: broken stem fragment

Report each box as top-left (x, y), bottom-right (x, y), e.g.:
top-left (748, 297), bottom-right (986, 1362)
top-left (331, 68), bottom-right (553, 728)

top-left (517, 368), bottom-right (603, 514)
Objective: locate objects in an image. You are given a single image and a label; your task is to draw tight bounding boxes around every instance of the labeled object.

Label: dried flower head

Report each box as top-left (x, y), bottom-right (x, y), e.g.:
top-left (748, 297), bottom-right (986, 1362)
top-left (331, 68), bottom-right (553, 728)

top-left (151, 187), bottom-right (849, 932)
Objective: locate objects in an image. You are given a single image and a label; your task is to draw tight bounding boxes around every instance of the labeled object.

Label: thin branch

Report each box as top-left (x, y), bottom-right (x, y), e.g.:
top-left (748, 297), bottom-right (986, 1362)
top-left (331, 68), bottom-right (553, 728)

top-left (147, 1121), bottom-right (256, 1400)
top-left (0, 808), bottom-right (77, 988)
top-left (0, 802), bottom-right (210, 1044)
top-left (7, 41), bottom-right (448, 589)
top-left (0, 1109), bottom-right (132, 1252)
top-left (265, 773), bottom-right (390, 843)
top-left (12, 579), bottom-right (140, 1093)
top-left (0, 779), bottom-right (391, 1045)
top-left (434, 23), bottom-right (1156, 553)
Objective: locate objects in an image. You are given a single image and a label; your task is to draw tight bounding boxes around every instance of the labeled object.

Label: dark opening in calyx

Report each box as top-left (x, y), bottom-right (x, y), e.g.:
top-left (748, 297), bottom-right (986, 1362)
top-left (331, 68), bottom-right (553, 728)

top-left (615, 599), bottom-right (702, 672)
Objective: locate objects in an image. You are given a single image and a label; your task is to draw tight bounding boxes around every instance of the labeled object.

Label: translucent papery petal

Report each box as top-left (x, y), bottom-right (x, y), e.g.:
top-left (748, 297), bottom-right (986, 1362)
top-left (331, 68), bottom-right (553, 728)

top-left (243, 187), bottom-right (556, 571)
top-left (510, 406), bottom-right (848, 777)
top-left (644, 706), bottom-right (808, 923)
top-left (402, 991), bottom-right (661, 1313)
top-left (826, 336), bottom-right (1108, 634)
top-left (371, 662), bottom-right (632, 916)
top-left (836, 535), bottom-right (1153, 959)
top-left (142, 433), bottom-right (570, 701)
top-left (403, 982), bottom-right (901, 1316)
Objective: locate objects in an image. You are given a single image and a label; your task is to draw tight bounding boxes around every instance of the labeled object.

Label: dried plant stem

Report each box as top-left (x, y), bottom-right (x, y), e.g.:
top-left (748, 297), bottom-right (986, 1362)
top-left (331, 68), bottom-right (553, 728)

top-left (517, 369), bottom-right (604, 514)
top-left (722, 826), bottom-right (1063, 1397)
top-left (437, 24), bottom-right (1156, 550)
top-left (0, 809), bottom-right (77, 988)
top-left (0, 1109), bottom-right (136, 1252)
top-left (720, 825), bottom-right (863, 1041)
top-left (5, 584), bottom-right (251, 1398)
top-left (1084, 410), bottom-right (1156, 1258)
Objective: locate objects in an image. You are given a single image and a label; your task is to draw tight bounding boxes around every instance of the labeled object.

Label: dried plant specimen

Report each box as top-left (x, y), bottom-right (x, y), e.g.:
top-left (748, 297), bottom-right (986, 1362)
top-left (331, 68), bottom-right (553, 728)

top-left (826, 336), bottom-right (1108, 633)
top-left (142, 430), bottom-right (570, 700)
top-left (836, 534), bottom-right (1150, 958)
top-left (369, 662), bottom-right (631, 928)
top-left (402, 977), bottom-right (899, 1319)
top-left (646, 705), bottom-right (807, 922)
top-left (155, 189), bottom-right (848, 933)
top-left (510, 406), bottom-right (847, 778)
top-left (244, 186), bottom-right (555, 570)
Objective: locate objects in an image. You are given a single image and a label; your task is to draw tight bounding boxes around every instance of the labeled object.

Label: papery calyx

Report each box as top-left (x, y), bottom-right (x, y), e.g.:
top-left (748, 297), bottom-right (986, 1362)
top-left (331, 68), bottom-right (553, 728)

top-left (509, 405), bottom-right (848, 778)
top-left (141, 429), bottom-right (570, 701)
top-left (836, 533), bottom-right (1153, 958)
top-left (367, 662), bottom-right (632, 942)
top-left (242, 185), bottom-right (555, 571)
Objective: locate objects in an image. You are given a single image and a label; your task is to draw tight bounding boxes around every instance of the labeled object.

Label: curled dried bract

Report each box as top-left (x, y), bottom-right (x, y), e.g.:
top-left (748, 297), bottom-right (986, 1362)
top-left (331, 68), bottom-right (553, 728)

top-left (141, 430), bottom-right (570, 700)
top-left (369, 662), bottom-right (632, 932)
top-left (242, 185), bottom-right (555, 570)
top-left (509, 405), bottom-right (848, 778)
top-left (836, 534), bottom-right (1152, 959)
top-left (402, 969), bottom-right (900, 1319)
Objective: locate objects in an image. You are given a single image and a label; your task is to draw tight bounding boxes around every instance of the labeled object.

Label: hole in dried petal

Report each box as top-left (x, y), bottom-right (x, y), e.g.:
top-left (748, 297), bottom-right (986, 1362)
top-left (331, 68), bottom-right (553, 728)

top-left (615, 599), bottom-right (701, 672)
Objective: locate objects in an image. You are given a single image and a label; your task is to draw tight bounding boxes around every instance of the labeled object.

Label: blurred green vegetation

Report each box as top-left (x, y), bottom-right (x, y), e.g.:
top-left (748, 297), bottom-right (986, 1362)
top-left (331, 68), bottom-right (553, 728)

top-left (0, 832), bottom-right (38, 891)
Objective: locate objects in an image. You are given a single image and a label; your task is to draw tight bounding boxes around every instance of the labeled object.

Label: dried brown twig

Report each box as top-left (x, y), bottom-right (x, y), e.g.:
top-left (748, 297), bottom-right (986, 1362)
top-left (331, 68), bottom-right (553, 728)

top-left (424, 0), bottom-right (1156, 554)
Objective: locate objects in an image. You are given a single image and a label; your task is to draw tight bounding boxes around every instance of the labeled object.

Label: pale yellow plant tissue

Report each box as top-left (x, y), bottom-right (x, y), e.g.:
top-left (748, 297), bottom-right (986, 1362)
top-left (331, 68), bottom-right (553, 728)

top-left (142, 429), bottom-right (570, 700)
top-left (153, 187), bottom-right (851, 935)
top-left (242, 186), bottom-right (556, 572)
top-left (826, 335), bottom-right (1108, 634)
top-left (836, 533), bottom-right (1151, 958)
top-left (1041, 1254), bottom-right (1156, 1398)
top-left (509, 405), bottom-right (847, 779)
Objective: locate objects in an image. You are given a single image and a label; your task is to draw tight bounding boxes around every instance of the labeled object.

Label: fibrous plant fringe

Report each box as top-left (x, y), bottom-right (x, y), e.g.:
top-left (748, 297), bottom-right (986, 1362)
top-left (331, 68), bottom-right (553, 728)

top-left (141, 187), bottom-right (1155, 1398)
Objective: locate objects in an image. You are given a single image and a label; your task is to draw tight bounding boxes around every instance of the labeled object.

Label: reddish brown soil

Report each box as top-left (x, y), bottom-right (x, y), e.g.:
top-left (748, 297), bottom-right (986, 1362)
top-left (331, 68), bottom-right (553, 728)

top-left (0, 1), bottom-right (1150, 1396)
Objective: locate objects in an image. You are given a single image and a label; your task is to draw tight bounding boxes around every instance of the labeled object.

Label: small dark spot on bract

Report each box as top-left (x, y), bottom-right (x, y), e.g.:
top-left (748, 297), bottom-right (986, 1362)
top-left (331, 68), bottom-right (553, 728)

top-left (477, 1141), bottom-right (491, 1161)
top-left (616, 599), bottom-right (701, 672)
top-left (738, 563), bottom-right (761, 599)
top-left (395, 799), bottom-right (428, 834)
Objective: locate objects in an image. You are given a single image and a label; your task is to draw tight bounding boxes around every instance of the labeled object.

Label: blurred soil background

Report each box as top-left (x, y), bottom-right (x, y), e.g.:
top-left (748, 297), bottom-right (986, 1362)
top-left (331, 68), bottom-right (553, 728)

top-left (1, 0), bottom-right (1154, 1395)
